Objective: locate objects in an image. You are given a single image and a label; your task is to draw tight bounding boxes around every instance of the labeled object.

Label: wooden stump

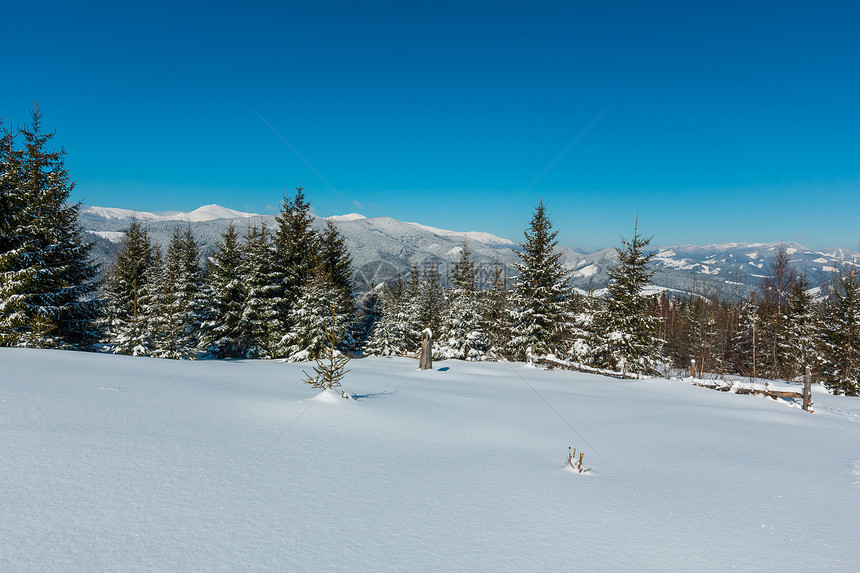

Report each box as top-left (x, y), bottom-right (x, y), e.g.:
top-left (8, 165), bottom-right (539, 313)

top-left (419, 329), bottom-right (432, 371)
top-left (803, 365), bottom-right (813, 412)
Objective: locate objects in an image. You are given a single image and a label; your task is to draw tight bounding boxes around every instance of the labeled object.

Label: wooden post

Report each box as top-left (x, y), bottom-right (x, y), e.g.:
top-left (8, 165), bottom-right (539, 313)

top-left (690, 359), bottom-right (696, 379)
top-left (419, 329), bottom-right (433, 371)
top-left (803, 365), bottom-right (813, 412)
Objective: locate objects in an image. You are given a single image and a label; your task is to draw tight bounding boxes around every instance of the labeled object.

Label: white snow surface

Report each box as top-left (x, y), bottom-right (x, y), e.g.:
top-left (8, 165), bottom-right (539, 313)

top-left (82, 204), bottom-right (259, 222)
top-left (2, 348), bottom-right (860, 571)
top-left (404, 221), bottom-right (515, 246)
top-left (325, 213), bottom-right (366, 222)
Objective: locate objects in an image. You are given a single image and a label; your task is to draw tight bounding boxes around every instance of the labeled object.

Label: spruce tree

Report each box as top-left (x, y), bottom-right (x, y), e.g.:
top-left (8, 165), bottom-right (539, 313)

top-left (201, 222), bottom-right (253, 358)
top-left (482, 257), bottom-right (512, 359)
top-left (600, 220), bottom-right (662, 375)
top-left (366, 278), bottom-right (412, 356)
top-left (101, 217), bottom-right (160, 354)
top-left (732, 292), bottom-right (763, 378)
top-left (0, 107), bottom-right (100, 349)
top-left (781, 273), bottom-right (818, 381)
top-left (147, 226), bottom-right (204, 359)
top-left (320, 219), bottom-right (354, 308)
top-left (280, 266), bottom-right (352, 362)
top-left (818, 265), bottom-right (860, 395)
top-left (416, 261), bottom-right (445, 345)
top-left (439, 242), bottom-right (489, 360)
top-left (567, 288), bottom-right (604, 367)
top-left (242, 222), bottom-right (281, 357)
top-left (273, 186), bottom-right (320, 329)
top-left (508, 201), bottom-right (571, 360)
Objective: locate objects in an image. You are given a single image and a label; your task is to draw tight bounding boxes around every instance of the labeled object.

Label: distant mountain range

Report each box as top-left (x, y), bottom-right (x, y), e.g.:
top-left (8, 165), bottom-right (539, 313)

top-left (79, 204), bottom-right (858, 298)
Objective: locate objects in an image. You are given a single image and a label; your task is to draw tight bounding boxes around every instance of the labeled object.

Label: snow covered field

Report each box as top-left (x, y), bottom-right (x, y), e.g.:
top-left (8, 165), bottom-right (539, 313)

top-left (2, 348), bottom-right (859, 571)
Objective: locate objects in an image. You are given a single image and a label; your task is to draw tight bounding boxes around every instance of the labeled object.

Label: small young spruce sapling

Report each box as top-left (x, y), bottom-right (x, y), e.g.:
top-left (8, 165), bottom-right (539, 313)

top-left (302, 305), bottom-right (352, 397)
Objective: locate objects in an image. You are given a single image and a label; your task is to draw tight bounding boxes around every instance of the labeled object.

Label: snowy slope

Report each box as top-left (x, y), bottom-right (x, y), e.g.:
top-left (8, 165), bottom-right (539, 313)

top-left (2, 348), bottom-right (860, 571)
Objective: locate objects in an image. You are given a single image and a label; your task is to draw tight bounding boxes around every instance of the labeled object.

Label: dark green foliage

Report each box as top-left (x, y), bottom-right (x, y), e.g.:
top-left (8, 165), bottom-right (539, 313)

top-left (439, 242), bottom-right (489, 360)
top-left (482, 257), bottom-right (512, 359)
top-left (818, 265), bottom-right (860, 395)
top-left (202, 222), bottom-right (256, 358)
top-left (0, 107), bottom-right (100, 349)
top-left (101, 218), bottom-right (160, 354)
top-left (274, 186), bottom-right (320, 322)
top-left (599, 221), bottom-right (661, 374)
top-left (509, 201), bottom-right (571, 360)
top-left (147, 226), bottom-right (205, 359)
top-left (242, 222), bottom-right (282, 357)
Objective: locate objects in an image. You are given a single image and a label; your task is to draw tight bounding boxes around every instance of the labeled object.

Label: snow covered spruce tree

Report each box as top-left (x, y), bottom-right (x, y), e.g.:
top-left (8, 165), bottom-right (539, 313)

top-left (508, 201), bottom-right (571, 361)
top-left (759, 244), bottom-right (798, 379)
top-left (414, 261), bottom-right (445, 345)
top-left (817, 264), bottom-right (860, 395)
top-left (781, 273), bottom-right (818, 381)
top-left (200, 222), bottom-right (256, 358)
top-left (0, 107), bottom-right (100, 349)
top-left (366, 278), bottom-right (412, 356)
top-left (280, 265), bottom-right (354, 361)
top-left (482, 257), bottom-right (512, 359)
top-left (241, 221), bottom-right (282, 357)
top-left (146, 226), bottom-right (206, 359)
top-left (566, 287), bottom-right (604, 366)
top-left (438, 242), bottom-right (489, 360)
top-left (597, 220), bottom-right (662, 375)
top-left (272, 187), bottom-right (321, 349)
top-left (730, 292), bottom-right (758, 377)
top-left (100, 217), bottom-right (160, 354)
top-left (319, 219), bottom-right (360, 349)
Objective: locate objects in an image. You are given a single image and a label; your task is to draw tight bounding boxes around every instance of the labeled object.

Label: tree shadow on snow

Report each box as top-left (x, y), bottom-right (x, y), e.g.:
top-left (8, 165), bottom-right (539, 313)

top-left (352, 390), bottom-right (400, 401)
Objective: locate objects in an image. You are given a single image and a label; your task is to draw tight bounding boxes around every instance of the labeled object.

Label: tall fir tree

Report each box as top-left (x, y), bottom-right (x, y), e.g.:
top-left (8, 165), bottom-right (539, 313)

top-left (781, 273), bottom-right (818, 381)
top-left (817, 264), bottom-right (860, 395)
top-left (273, 186), bottom-right (320, 338)
top-left (101, 217), bottom-right (160, 354)
top-left (366, 278), bottom-right (412, 356)
top-left (759, 244), bottom-right (798, 379)
top-left (0, 107), bottom-right (100, 349)
top-left (147, 226), bottom-right (204, 359)
top-left (599, 220), bottom-right (662, 375)
top-left (201, 222), bottom-right (255, 358)
top-left (482, 257), bottom-right (512, 359)
top-left (508, 201), bottom-right (571, 360)
top-left (731, 292), bottom-right (763, 378)
top-left (242, 222), bottom-right (281, 357)
top-left (438, 242), bottom-right (489, 360)
top-left (415, 261), bottom-right (445, 346)
top-left (320, 219), bottom-right (354, 307)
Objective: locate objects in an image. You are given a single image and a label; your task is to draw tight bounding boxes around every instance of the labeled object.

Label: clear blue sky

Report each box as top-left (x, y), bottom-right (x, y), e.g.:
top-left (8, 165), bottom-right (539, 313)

top-left (2, 0), bottom-right (858, 251)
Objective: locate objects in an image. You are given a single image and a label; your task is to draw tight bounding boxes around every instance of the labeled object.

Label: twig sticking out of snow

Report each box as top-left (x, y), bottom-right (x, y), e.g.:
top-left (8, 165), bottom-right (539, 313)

top-left (568, 447), bottom-right (591, 474)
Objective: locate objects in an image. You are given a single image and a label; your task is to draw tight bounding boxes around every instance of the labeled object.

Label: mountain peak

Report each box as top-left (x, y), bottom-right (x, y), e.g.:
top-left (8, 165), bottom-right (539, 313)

top-left (81, 204), bottom-right (259, 223)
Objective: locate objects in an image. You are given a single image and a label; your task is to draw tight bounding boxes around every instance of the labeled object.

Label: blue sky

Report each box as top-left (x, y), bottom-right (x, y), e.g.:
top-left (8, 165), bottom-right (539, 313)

top-left (2, 0), bottom-right (858, 251)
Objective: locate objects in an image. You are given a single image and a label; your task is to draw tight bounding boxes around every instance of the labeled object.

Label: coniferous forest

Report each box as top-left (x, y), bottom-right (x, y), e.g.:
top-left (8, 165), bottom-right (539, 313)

top-left (2, 109), bottom-right (859, 395)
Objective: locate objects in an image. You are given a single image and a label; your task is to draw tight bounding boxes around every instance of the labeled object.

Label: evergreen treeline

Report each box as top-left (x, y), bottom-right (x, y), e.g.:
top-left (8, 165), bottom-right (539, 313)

top-left (3, 108), bottom-right (859, 396)
top-left (100, 187), bottom-right (357, 361)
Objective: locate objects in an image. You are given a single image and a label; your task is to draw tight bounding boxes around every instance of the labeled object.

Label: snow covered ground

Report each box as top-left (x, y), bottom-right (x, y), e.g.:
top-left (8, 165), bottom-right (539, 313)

top-left (2, 348), bottom-right (859, 571)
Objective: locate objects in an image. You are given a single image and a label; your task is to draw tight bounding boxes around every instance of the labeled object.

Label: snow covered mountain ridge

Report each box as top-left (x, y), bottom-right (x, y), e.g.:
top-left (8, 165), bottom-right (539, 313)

top-left (80, 204), bottom-right (859, 296)
top-left (80, 204), bottom-right (260, 223)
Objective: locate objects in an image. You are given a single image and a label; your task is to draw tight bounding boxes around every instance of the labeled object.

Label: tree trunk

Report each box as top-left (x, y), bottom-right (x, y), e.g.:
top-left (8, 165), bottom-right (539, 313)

top-left (419, 329), bottom-right (433, 370)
